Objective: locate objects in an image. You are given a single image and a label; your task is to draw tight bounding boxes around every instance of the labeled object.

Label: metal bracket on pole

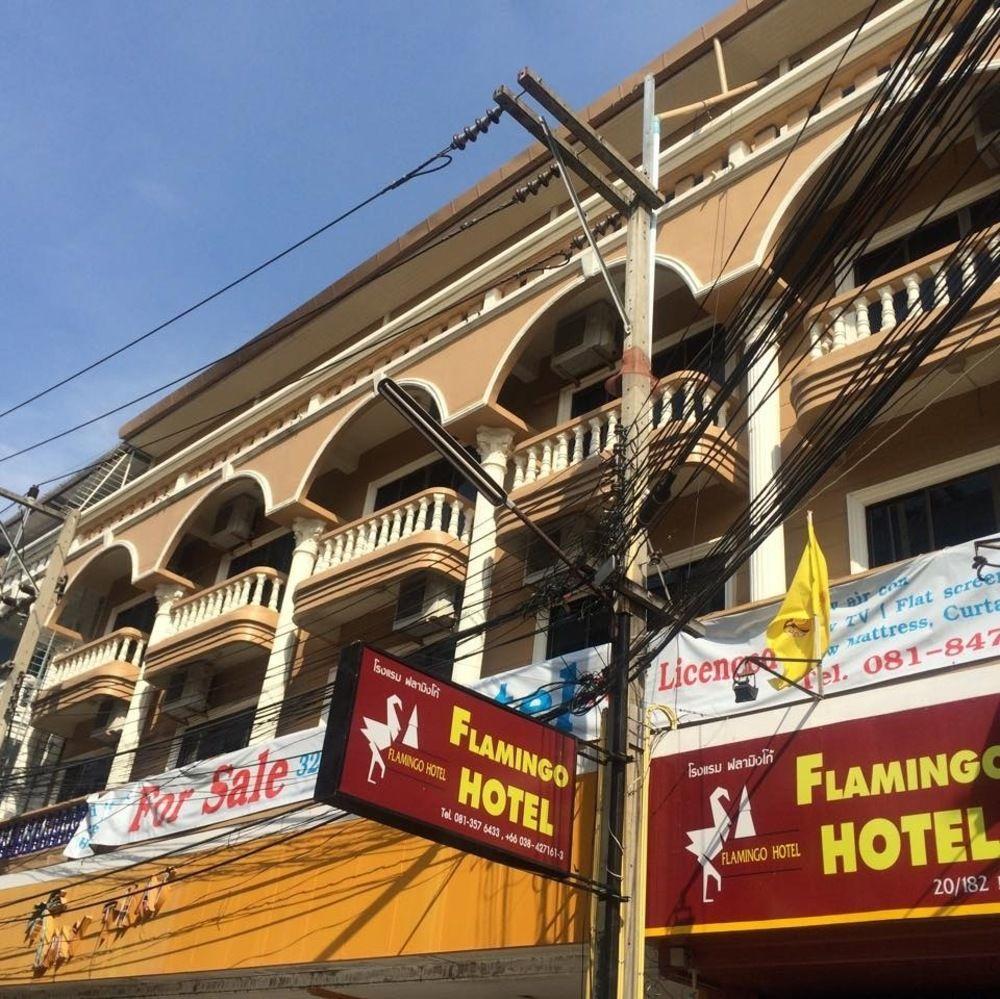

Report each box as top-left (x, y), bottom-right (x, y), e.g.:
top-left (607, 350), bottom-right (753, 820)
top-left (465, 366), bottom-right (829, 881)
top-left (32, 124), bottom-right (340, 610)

top-left (0, 486), bottom-right (64, 522)
top-left (517, 68), bottom-right (664, 210)
top-left (0, 520), bottom-right (36, 586)
top-left (492, 87), bottom-right (633, 216)
top-left (539, 117), bottom-right (631, 335)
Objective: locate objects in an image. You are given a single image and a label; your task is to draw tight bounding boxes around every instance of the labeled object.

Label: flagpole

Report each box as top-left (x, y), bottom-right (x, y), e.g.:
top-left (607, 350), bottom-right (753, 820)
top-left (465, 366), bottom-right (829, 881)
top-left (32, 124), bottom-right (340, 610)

top-left (808, 509), bottom-right (824, 697)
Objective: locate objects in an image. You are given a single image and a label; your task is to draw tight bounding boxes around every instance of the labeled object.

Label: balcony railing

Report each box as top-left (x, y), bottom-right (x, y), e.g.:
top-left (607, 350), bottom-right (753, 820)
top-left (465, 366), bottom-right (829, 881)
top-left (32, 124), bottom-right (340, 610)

top-left (807, 235), bottom-right (1000, 359)
top-left (0, 798), bottom-right (87, 861)
top-left (510, 371), bottom-right (731, 491)
top-left (43, 628), bottom-right (147, 690)
top-left (161, 567), bottom-right (286, 640)
top-left (313, 489), bottom-right (473, 575)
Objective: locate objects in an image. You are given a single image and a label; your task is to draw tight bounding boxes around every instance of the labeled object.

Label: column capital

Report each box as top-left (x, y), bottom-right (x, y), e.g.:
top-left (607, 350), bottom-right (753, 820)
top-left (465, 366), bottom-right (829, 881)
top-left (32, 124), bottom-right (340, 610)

top-left (154, 583), bottom-right (187, 607)
top-left (475, 426), bottom-right (514, 469)
top-left (292, 517), bottom-right (327, 548)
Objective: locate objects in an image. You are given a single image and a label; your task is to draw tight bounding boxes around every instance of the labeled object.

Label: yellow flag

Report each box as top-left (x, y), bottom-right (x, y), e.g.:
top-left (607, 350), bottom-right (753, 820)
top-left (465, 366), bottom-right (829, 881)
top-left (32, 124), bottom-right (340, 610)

top-left (766, 513), bottom-right (830, 689)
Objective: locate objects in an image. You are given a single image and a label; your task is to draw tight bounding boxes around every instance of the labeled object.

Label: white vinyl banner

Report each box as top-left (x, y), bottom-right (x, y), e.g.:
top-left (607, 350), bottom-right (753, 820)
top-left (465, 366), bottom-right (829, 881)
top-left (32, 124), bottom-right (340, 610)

top-left (64, 647), bottom-right (608, 859)
top-left (646, 537), bottom-right (1000, 721)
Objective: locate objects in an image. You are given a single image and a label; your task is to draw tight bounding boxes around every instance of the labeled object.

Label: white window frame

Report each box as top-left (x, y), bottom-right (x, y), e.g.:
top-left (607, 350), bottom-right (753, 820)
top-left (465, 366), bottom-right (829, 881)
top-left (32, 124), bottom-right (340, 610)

top-left (165, 694), bottom-right (260, 771)
top-left (556, 365), bottom-right (616, 423)
top-left (217, 525), bottom-right (292, 582)
top-left (846, 444), bottom-right (1000, 573)
top-left (650, 538), bottom-right (736, 611)
top-left (363, 452), bottom-right (442, 516)
top-left (835, 176), bottom-right (1000, 293)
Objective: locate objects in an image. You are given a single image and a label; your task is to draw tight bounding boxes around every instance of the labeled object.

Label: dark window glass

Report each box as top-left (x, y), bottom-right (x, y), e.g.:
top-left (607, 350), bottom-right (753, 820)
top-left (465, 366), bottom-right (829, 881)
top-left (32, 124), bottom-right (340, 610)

top-left (652, 325), bottom-right (726, 385)
top-left (865, 466), bottom-right (1000, 566)
top-left (177, 710), bottom-right (253, 768)
top-left (907, 215), bottom-right (961, 261)
top-left (227, 532), bottom-right (294, 578)
top-left (647, 555), bottom-right (727, 620)
top-left (570, 379), bottom-right (615, 419)
top-left (57, 753), bottom-right (113, 803)
top-left (546, 598), bottom-right (612, 659)
top-left (373, 454), bottom-right (478, 511)
top-left (929, 470), bottom-right (999, 547)
top-left (395, 575), bottom-right (427, 621)
top-left (113, 596), bottom-right (158, 635)
top-left (969, 193), bottom-right (1000, 232)
top-left (406, 636), bottom-right (456, 679)
top-left (855, 207), bottom-right (966, 286)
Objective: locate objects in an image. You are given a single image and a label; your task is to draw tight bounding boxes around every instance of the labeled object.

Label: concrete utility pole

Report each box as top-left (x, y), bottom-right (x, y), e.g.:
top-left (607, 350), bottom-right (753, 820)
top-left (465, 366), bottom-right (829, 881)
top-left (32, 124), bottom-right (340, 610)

top-left (617, 75), bottom-right (660, 999)
top-left (496, 71), bottom-right (663, 999)
top-left (0, 503), bottom-right (78, 746)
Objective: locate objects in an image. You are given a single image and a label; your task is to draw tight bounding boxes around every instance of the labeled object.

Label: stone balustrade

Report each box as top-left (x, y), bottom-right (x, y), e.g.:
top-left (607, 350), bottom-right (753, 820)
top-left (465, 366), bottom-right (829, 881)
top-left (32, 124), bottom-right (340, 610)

top-left (510, 371), bottom-right (730, 491)
top-left (807, 235), bottom-right (1000, 360)
top-left (162, 567), bottom-right (286, 640)
top-left (43, 628), bottom-right (147, 690)
top-left (314, 489), bottom-right (474, 575)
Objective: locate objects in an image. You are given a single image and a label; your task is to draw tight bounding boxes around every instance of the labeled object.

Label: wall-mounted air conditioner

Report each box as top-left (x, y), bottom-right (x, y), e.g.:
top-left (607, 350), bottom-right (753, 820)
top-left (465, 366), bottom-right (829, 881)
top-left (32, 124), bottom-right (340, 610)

top-left (550, 302), bottom-right (617, 380)
top-left (160, 668), bottom-right (211, 723)
top-left (393, 574), bottom-right (458, 639)
top-left (208, 495), bottom-right (257, 549)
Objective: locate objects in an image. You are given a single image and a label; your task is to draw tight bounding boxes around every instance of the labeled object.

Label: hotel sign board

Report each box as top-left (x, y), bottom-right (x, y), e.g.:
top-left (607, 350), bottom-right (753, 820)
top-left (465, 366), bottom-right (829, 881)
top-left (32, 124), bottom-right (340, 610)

top-left (315, 644), bottom-right (578, 876)
top-left (646, 694), bottom-right (1000, 936)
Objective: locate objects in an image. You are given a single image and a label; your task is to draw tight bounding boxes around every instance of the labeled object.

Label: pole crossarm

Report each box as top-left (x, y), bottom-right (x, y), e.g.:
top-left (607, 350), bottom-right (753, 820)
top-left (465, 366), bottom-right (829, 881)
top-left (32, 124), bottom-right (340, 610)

top-left (493, 86), bottom-right (633, 216)
top-left (0, 486), bottom-right (64, 522)
top-left (517, 68), bottom-right (665, 210)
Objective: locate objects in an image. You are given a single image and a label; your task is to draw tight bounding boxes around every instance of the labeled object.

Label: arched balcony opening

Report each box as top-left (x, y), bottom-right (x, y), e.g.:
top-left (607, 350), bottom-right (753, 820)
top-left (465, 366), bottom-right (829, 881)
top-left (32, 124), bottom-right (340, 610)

top-left (31, 545), bottom-right (147, 806)
top-left (492, 265), bottom-right (744, 540)
top-left (140, 478), bottom-right (289, 772)
top-left (163, 477), bottom-right (290, 590)
top-left (763, 83), bottom-right (1000, 429)
top-left (295, 387), bottom-right (476, 673)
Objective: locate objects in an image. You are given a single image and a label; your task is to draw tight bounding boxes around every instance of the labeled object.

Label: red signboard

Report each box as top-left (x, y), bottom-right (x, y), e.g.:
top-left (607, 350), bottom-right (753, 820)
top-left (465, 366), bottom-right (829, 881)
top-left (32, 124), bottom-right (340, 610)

top-left (315, 644), bottom-right (578, 876)
top-left (646, 693), bottom-right (1000, 935)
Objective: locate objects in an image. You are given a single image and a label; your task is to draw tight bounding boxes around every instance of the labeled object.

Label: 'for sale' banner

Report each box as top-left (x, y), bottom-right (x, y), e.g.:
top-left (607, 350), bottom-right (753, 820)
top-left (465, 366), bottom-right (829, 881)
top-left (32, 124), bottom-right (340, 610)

top-left (646, 694), bottom-right (1000, 935)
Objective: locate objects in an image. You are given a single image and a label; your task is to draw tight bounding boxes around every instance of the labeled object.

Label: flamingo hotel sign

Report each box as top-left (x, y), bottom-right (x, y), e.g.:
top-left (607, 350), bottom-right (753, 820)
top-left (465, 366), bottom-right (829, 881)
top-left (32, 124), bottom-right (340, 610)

top-left (646, 694), bottom-right (1000, 935)
top-left (315, 644), bottom-right (578, 876)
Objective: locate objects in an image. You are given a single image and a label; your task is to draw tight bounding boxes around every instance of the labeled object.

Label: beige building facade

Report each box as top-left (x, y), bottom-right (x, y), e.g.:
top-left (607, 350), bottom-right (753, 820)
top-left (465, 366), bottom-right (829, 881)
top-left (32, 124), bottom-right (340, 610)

top-left (0, 0), bottom-right (998, 994)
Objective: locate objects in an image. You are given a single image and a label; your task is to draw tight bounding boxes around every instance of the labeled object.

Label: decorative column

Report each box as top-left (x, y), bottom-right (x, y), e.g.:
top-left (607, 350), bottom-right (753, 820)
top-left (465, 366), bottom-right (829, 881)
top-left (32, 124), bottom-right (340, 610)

top-left (106, 583), bottom-right (186, 787)
top-left (249, 517), bottom-right (326, 744)
top-left (452, 427), bottom-right (514, 685)
top-left (746, 307), bottom-right (787, 601)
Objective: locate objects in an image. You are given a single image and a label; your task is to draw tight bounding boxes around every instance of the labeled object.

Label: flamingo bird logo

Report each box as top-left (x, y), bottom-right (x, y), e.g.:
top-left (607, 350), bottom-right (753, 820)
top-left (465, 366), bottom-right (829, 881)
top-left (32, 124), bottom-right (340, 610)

top-left (359, 694), bottom-right (419, 784)
top-left (684, 786), bottom-right (755, 903)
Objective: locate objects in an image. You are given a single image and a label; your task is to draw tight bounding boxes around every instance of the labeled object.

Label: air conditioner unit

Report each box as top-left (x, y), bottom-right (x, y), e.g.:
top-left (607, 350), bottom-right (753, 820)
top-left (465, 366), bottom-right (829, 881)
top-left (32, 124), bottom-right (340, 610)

top-left (89, 698), bottom-right (128, 746)
top-left (208, 495), bottom-right (258, 549)
top-left (393, 574), bottom-right (458, 639)
top-left (550, 302), bottom-right (617, 380)
top-left (160, 668), bottom-right (211, 723)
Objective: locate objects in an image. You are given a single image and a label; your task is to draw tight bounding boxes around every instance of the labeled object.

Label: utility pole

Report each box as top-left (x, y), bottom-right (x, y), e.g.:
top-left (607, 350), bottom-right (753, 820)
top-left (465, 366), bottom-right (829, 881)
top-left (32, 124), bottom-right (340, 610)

top-left (496, 70), bottom-right (663, 999)
top-left (0, 500), bottom-right (78, 748)
top-left (617, 75), bottom-right (660, 999)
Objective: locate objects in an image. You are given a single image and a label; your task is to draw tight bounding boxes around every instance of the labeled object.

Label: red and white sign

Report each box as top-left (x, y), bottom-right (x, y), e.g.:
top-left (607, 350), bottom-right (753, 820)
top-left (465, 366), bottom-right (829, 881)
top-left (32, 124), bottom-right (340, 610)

top-left (316, 645), bottom-right (578, 875)
top-left (646, 694), bottom-right (1000, 935)
top-left (64, 726), bottom-right (326, 859)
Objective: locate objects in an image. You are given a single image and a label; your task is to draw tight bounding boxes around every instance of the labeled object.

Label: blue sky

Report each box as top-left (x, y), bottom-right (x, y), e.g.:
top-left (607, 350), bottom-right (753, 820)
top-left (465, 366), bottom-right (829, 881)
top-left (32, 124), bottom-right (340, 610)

top-left (0, 1), bottom-right (729, 495)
